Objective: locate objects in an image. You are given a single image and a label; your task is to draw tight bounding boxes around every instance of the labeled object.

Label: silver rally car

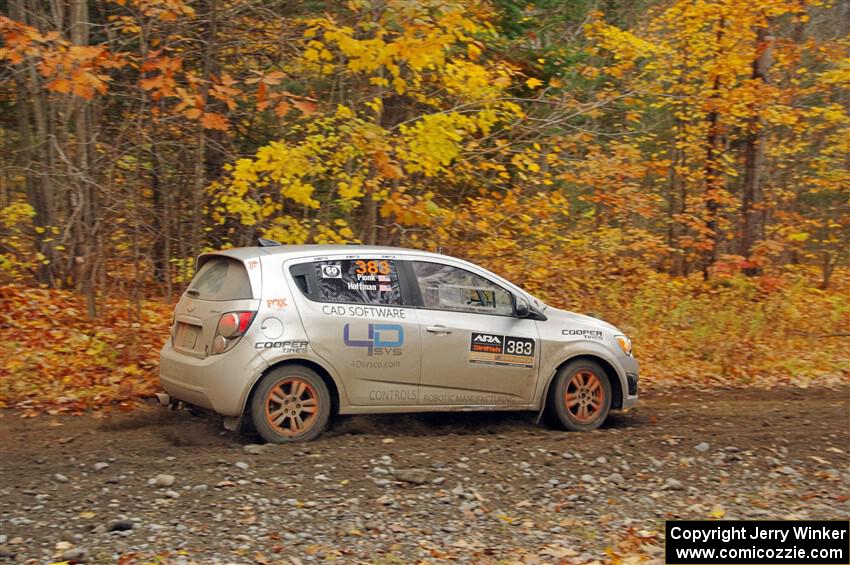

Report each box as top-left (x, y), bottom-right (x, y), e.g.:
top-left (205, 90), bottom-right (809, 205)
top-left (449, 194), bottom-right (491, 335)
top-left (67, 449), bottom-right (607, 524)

top-left (159, 243), bottom-right (639, 442)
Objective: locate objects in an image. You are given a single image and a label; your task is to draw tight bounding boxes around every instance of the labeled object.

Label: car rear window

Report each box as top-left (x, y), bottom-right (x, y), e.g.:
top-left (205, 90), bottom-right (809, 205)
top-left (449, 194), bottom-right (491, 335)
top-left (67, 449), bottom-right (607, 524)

top-left (187, 257), bottom-right (253, 301)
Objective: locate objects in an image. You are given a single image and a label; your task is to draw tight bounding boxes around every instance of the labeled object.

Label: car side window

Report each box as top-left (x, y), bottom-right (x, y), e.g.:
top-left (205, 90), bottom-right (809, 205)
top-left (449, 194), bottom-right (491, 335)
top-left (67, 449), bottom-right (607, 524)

top-left (313, 259), bottom-right (402, 305)
top-left (411, 261), bottom-right (514, 316)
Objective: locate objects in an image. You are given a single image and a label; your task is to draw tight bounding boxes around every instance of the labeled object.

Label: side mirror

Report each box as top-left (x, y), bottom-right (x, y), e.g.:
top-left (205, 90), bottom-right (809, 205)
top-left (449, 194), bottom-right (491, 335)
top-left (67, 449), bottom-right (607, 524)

top-left (515, 295), bottom-right (530, 318)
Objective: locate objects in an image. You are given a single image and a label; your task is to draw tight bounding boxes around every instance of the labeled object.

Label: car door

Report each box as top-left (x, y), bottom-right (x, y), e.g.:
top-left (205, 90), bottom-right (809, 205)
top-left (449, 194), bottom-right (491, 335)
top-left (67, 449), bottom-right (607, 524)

top-left (406, 259), bottom-right (539, 406)
top-left (287, 255), bottom-right (421, 406)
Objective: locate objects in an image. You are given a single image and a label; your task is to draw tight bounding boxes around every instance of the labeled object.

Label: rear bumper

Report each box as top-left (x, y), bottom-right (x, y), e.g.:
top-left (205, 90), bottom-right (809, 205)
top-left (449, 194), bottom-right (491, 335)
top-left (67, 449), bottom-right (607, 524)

top-left (159, 339), bottom-right (266, 417)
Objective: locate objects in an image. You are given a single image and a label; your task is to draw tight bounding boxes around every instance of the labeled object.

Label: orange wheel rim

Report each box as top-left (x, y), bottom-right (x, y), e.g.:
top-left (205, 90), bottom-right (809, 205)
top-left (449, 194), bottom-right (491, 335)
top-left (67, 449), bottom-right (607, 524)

top-left (565, 370), bottom-right (604, 423)
top-left (265, 377), bottom-right (319, 436)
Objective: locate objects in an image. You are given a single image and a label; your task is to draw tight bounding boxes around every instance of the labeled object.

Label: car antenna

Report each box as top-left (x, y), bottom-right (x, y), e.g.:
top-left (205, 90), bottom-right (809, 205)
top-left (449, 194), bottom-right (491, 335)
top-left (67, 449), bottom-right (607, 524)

top-left (257, 237), bottom-right (282, 247)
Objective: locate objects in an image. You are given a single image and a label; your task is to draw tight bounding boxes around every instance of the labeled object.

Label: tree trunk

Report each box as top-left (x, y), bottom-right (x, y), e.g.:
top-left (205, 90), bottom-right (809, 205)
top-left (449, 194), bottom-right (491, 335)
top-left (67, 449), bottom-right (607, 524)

top-left (10, 0), bottom-right (57, 286)
top-left (363, 185), bottom-right (378, 245)
top-left (191, 0), bottom-right (219, 260)
top-left (740, 28), bottom-right (773, 276)
top-left (703, 75), bottom-right (722, 280)
top-left (702, 16), bottom-right (726, 281)
top-left (70, 0), bottom-right (97, 318)
top-left (668, 120), bottom-right (687, 277)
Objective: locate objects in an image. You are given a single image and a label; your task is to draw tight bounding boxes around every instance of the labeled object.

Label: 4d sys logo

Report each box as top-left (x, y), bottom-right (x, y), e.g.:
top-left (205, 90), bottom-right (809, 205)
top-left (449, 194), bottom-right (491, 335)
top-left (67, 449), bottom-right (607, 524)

top-left (343, 323), bottom-right (404, 356)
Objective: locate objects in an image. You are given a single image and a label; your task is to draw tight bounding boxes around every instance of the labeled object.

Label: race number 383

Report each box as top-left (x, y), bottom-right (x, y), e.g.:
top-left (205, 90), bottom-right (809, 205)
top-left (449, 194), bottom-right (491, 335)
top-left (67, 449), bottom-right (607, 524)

top-left (505, 337), bottom-right (534, 356)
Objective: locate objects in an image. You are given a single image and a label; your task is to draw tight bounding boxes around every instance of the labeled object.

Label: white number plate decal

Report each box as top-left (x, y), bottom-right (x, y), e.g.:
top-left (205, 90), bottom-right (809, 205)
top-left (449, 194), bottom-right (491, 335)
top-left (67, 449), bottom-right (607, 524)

top-left (176, 323), bottom-right (199, 349)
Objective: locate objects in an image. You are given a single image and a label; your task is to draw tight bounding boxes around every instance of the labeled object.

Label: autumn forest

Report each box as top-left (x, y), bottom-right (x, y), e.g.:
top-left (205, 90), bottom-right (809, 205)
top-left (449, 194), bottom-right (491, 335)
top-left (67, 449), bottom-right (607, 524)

top-left (1, 0), bottom-right (848, 411)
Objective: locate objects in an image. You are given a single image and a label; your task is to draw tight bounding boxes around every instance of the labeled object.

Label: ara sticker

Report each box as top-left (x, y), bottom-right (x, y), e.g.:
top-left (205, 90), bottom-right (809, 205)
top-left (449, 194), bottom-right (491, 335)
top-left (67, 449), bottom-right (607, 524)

top-left (469, 332), bottom-right (535, 368)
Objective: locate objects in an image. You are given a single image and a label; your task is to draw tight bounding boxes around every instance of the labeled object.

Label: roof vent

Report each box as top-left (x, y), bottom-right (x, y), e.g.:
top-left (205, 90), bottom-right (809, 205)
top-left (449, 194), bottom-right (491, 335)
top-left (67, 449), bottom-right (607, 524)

top-left (258, 237), bottom-right (282, 247)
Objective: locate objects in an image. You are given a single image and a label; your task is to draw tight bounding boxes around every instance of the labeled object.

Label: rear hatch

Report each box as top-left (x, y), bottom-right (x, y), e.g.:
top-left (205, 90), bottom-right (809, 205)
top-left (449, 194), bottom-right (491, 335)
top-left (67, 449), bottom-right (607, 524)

top-left (172, 255), bottom-right (260, 359)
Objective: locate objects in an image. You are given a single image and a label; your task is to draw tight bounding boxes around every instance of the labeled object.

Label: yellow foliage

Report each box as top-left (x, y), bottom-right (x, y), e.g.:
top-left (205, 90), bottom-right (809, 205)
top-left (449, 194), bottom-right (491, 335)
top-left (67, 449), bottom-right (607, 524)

top-left (0, 202), bottom-right (38, 281)
top-left (212, 0), bottom-right (524, 246)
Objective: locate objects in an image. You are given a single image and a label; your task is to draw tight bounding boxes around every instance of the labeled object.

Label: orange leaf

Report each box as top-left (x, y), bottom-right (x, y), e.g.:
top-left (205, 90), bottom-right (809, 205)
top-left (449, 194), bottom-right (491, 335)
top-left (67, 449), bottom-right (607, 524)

top-left (72, 82), bottom-right (95, 100)
top-left (185, 108), bottom-right (202, 120)
top-left (262, 71), bottom-right (285, 85)
top-left (201, 112), bottom-right (229, 131)
top-left (274, 100), bottom-right (291, 117)
top-left (139, 76), bottom-right (161, 91)
top-left (256, 83), bottom-right (268, 111)
top-left (46, 77), bottom-right (71, 94)
top-left (293, 99), bottom-right (317, 116)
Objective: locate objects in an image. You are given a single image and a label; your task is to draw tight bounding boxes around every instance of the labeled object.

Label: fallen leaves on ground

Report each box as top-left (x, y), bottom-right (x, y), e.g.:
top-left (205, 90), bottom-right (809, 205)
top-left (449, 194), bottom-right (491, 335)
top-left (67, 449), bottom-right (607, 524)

top-left (0, 284), bottom-right (171, 415)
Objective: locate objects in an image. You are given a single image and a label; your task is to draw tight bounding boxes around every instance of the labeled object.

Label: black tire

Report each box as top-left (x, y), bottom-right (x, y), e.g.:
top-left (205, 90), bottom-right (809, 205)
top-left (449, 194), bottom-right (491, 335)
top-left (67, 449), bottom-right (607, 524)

top-left (251, 365), bottom-right (331, 443)
top-left (547, 360), bottom-right (612, 431)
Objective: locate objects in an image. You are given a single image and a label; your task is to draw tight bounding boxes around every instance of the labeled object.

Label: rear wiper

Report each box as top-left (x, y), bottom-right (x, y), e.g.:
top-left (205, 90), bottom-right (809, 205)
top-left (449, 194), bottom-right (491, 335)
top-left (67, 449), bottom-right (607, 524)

top-left (186, 289), bottom-right (200, 297)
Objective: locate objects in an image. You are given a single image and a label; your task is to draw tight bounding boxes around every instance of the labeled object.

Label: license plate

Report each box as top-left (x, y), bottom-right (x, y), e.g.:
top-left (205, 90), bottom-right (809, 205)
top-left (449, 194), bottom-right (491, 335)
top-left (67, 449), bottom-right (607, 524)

top-left (176, 323), bottom-right (199, 349)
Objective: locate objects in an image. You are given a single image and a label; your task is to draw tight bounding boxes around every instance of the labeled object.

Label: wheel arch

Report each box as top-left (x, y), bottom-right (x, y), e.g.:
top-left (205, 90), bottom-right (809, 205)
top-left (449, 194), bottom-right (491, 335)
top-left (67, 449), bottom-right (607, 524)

top-left (243, 358), bottom-right (342, 420)
top-left (541, 354), bottom-right (624, 414)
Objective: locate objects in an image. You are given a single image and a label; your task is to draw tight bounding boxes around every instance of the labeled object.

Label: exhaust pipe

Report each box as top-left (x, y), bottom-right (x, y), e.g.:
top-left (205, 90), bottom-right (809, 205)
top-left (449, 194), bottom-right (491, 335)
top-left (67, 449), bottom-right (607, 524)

top-left (155, 392), bottom-right (186, 411)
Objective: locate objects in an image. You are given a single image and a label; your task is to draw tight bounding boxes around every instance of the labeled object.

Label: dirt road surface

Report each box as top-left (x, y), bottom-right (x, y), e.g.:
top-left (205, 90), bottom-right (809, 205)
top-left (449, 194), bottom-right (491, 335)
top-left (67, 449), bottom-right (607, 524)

top-left (1, 387), bottom-right (848, 564)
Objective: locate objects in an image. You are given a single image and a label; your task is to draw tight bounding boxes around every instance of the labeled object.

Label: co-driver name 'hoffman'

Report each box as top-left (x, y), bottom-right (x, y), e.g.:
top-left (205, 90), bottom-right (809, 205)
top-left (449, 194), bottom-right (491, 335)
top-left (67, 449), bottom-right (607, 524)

top-left (669, 525), bottom-right (848, 545)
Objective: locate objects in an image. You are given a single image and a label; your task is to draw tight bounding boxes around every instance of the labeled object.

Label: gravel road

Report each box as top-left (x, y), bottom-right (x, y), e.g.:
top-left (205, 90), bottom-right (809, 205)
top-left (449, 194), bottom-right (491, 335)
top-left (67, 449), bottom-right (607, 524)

top-left (1, 387), bottom-right (848, 564)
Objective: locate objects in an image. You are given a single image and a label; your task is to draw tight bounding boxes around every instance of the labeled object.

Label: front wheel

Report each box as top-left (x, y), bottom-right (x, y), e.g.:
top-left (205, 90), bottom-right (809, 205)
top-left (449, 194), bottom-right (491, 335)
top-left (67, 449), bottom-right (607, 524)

top-left (547, 360), bottom-right (612, 431)
top-left (251, 365), bottom-right (331, 443)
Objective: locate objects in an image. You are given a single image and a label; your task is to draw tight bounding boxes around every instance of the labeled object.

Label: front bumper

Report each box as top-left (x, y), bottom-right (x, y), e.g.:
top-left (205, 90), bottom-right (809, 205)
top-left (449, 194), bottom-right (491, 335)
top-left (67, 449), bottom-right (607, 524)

top-left (619, 354), bottom-right (639, 409)
top-left (158, 339), bottom-right (267, 417)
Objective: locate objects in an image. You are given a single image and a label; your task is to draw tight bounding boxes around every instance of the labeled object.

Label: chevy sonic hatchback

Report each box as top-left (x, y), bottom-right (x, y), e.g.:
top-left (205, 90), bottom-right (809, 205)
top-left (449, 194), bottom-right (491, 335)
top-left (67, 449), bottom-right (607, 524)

top-left (159, 243), bottom-right (639, 442)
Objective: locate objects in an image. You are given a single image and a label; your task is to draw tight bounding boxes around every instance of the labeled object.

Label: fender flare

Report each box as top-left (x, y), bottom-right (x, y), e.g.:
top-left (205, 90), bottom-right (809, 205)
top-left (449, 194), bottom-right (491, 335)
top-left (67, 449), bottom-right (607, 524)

top-left (236, 354), bottom-right (348, 418)
top-left (535, 352), bottom-right (627, 423)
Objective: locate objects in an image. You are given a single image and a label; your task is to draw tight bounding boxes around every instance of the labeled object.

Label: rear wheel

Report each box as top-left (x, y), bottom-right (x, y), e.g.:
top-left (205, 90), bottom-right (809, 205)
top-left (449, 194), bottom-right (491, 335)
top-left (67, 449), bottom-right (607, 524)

top-left (548, 360), bottom-right (612, 431)
top-left (251, 365), bottom-right (331, 443)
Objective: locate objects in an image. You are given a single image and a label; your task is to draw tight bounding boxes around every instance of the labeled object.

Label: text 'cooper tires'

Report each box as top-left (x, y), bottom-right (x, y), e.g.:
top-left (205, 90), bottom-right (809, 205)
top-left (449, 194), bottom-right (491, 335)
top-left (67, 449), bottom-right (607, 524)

top-left (250, 365), bottom-right (331, 443)
top-left (548, 359), bottom-right (612, 431)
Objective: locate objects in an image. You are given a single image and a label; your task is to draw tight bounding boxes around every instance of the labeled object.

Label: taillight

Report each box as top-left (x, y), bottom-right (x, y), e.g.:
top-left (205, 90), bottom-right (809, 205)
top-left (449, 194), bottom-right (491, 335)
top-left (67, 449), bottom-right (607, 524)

top-left (237, 312), bottom-right (254, 333)
top-left (212, 311), bottom-right (256, 354)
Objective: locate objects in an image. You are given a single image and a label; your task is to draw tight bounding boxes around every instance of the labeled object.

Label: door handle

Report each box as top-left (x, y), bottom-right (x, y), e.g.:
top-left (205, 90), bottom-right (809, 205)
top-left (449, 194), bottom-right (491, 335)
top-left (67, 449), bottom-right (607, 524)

top-left (426, 325), bottom-right (453, 334)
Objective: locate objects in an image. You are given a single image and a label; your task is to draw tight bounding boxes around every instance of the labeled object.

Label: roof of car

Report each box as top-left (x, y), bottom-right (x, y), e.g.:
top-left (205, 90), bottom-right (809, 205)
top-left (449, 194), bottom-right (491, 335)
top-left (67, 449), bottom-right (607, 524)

top-left (204, 244), bottom-right (450, 261)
